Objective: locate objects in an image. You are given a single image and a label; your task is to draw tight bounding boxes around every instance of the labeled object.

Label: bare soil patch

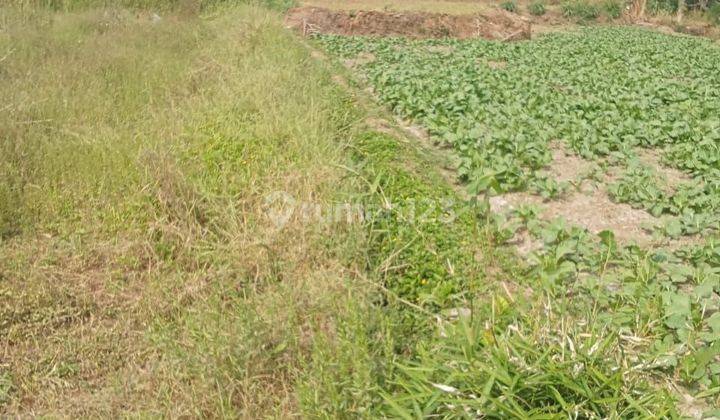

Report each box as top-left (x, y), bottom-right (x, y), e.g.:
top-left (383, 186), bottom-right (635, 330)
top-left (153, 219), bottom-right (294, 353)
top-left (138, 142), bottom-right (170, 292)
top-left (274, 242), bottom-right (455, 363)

top-left (285, 6), bottom-right (532, 40)
top-left (636, 148), bottom-right (693, 191)
top-left (543, 146), bottom-right (596, 183)
top-left (343, 51), bottom-right (376, 68)
top-left (300, 0), bottom-right (493, 15)
top-left (494, 187), bottom-right (657, 244)
top-left (491, 146), bottom-right (658, 245)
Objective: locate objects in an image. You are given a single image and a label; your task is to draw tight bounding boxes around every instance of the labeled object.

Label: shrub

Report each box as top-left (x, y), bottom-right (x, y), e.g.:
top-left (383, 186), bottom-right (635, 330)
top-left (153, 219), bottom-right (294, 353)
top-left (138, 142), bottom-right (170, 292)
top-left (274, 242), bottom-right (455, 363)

top-left (646, 0), bottom-right (679, 13)
top-left (709, 2), bottom-right (720, 24)
top-left (603, 0), bottom-right (623, 18)
top-left (501, 1), bottom-right (518, 12)
top-left (562, 0), bottom-right (601, 20)
top-left (529, 1), bottom-right (547, 15)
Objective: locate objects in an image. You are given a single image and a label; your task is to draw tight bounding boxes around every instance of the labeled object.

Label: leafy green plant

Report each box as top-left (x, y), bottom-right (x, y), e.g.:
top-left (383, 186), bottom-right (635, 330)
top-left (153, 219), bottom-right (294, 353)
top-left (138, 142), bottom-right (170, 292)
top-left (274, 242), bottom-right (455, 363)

top-left (501, 0), bottom-right (518, 12)
top-left (529, 0), bottom-right (547, 15)
top-left (603, 0), bottom-right (624, 18)
top-left (319, 26), bottom-right (720, 411)
top-left (709, 2), bottom-right (720, 24)
top-left (529, 175), bottom-right (570, 200)
top-left (562, 0), bottom-right (601, 20)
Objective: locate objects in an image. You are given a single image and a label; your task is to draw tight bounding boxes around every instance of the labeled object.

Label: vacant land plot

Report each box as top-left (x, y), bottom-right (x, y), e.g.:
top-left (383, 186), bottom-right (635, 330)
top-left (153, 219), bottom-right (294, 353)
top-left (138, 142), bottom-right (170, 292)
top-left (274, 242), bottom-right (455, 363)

top-left (3, 0), bottom-right (720, 417)
top-left (0, 3), bottom-right (383, 416)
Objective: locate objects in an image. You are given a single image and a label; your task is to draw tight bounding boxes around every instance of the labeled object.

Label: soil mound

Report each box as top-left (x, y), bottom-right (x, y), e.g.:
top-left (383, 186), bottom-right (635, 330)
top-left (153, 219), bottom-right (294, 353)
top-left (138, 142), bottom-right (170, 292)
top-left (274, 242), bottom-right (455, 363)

top-left (285, 6), bottom-right (531, 40)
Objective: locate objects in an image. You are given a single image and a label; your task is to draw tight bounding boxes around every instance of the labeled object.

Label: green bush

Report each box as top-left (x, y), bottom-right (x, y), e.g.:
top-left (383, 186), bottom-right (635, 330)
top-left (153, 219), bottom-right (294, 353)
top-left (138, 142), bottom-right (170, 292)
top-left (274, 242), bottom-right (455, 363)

top-left (562, 0), bottom-right (601, 20)
top-left (709, 2), bottom-right (720, 24)
top-left (501, 0), bottom-right (518, 12)
top-left (529, 1), bottom-right (547, 15)
top-left (603, 0), bottom-right (623, 18)
top-left (646, 0), bottom-right (678, 13)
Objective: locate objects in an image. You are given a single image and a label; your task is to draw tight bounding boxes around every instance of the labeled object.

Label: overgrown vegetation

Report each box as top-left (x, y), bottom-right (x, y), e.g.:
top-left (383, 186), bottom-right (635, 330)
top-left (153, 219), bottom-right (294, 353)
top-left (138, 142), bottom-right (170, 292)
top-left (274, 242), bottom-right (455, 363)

top-left (5, 1), bottom-right (661, 417)
top-left (562, 0), bottom-right (601, 20)
top-left (603, 0), bottom-right (624, 17)
top-left (528, 0), bottom-right (547, 15)
top-left (0, 3), bottom-right (353, 415)
top-left (709, 1), bottom-right (720, 22)
top-left (10, 4), bottom-right (660, 416)
top-left (649, 0), bottom-right (720, 14)
top-left (5, 0), bottom-right (295, 12)
top-left (500, 0), bottom-right (518, 12)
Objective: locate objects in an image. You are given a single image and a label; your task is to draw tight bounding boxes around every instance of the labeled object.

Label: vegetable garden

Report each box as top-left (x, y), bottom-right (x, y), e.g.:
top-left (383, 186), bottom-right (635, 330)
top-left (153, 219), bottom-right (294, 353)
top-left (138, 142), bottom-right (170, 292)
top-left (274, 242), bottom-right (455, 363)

top-left (318, 27), bottom-right (720, 413)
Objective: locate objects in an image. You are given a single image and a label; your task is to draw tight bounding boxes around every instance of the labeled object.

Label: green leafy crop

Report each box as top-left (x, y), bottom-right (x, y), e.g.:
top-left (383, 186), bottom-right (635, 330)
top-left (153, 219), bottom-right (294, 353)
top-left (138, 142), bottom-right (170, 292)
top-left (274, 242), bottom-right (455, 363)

top-left (319, 27), bottom-right (720, 408)
top-left (319, 28), bottom-right (720, 197)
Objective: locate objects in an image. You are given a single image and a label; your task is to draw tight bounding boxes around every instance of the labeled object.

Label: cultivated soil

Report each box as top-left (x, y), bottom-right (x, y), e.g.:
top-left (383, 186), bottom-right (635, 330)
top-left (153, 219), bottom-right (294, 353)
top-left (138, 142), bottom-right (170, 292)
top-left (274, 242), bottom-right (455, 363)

top-left (290, 0), bottom-right (720, 40)
top-left (489, 147), bottom-right (658, 246)
top-left (285, 6), bottom-right (532, 40)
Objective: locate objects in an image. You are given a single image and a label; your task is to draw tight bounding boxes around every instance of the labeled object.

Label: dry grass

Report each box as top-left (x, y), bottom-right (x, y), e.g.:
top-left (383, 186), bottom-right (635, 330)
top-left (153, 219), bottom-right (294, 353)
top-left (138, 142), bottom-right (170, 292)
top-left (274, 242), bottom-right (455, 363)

top-left (649, 9), bottom-right (720, 38)
top-left (0, 3), bottom-right (364, 416)
top-left (1, 3), bottom-right (504, 416)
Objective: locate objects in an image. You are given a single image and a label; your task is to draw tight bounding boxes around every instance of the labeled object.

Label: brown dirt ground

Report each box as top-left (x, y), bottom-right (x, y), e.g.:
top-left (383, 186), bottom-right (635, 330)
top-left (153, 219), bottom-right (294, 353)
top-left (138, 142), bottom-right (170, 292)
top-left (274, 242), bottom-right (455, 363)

top-left (284, 6), bottom-right (532, 40)
top-left (294, 0), bottom-right (720, 41)
top-left (300, 0), bottom-right (493, 15)
top-left (636, 148), bottom-right (693, 192)
top-left (490, 146), bottom-right (658, 246)
top-left (488, 146), bottom-right (706, 249)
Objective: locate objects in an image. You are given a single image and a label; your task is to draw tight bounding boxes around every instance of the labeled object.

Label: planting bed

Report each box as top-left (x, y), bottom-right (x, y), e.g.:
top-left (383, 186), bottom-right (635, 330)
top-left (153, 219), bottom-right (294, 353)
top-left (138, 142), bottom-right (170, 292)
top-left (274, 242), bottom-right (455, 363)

top-left (318, 26), bottom-right (720, 412)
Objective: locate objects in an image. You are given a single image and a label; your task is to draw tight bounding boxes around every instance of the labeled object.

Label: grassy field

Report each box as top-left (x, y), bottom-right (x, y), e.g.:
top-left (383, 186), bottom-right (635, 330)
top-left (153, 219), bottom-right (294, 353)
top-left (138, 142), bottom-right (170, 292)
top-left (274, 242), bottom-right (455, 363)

top-left (0, 2), bottom-right (364, 415)
top-left (2, 0), bottom-right (718, 417)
